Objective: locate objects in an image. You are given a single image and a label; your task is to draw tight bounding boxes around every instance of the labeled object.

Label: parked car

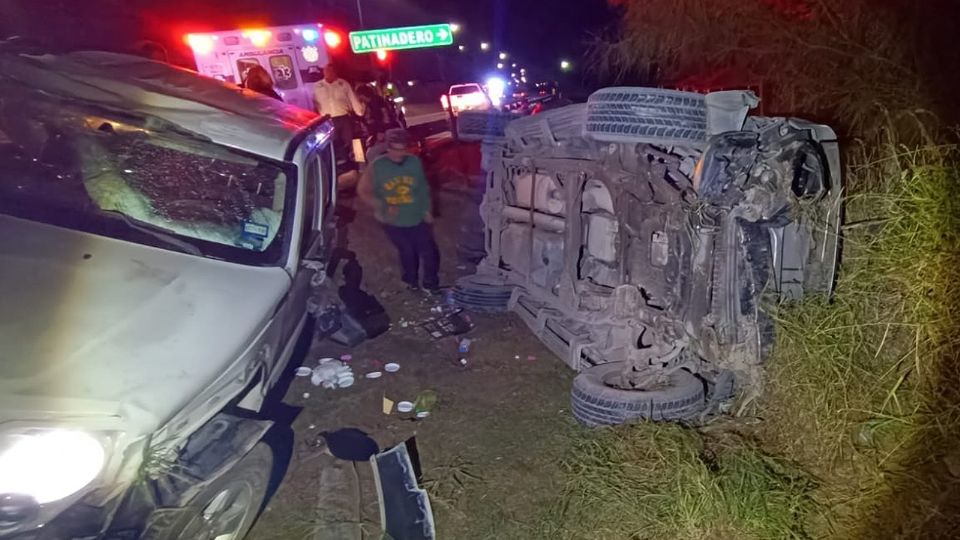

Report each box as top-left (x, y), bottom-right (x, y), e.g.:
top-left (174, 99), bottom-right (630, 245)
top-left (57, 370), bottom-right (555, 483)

top-left (0, 50), bottom-right (339, 538)
top-left (456, 88), bottom-right (842, 426)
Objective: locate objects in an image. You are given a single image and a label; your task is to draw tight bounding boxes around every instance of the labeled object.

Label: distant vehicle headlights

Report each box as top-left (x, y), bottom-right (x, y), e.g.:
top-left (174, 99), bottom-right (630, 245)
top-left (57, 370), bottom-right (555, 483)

top-left (485, 76), bottom-right (506, 107)
top-left (0, 429), bottom-right (106, 504)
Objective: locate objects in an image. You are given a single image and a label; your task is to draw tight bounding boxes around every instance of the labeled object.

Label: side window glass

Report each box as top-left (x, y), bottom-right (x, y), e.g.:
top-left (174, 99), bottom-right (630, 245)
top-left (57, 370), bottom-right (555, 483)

top-left (300, 158), bottom-right (319, 258)
top-left (236, 58), bottom-right (261, 82)
top-left (319, 143), bottom-right (335, 218)
top-left (269, 55), bottom-right (299, 90)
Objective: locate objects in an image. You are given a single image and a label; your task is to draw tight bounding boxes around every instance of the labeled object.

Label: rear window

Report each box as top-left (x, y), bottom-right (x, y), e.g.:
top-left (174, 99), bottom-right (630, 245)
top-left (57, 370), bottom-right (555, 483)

top-left (269, 55), bottom-right (298, 90)
top-left (236, 58), bottom-right (262, 82)
top-left (450, 85), bottom-right (481, 96)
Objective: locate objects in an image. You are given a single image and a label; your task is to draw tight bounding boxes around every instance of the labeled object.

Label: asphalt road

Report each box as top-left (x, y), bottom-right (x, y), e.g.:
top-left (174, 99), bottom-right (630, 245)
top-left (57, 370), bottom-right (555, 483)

top-left (404, 101), bottom-right (448, 127)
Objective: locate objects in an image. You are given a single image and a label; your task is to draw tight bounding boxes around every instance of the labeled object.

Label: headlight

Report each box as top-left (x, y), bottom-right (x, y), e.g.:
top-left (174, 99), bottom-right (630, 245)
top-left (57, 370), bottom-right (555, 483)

top-left (0, 429), bottom-right (106, 504)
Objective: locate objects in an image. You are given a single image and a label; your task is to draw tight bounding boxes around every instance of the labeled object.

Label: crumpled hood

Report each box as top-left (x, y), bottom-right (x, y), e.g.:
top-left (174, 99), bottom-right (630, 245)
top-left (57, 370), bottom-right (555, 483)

top-left (0, 215), bottom-right (290, 432)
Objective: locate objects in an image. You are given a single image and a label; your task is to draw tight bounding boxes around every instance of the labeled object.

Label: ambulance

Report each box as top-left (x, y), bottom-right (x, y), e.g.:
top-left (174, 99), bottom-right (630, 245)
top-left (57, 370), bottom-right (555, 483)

top-left (185, 24), bottom-right (344, 112)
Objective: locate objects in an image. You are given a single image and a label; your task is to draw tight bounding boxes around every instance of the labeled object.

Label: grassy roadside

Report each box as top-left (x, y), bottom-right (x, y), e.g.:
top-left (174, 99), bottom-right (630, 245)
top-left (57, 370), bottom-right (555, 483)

top-left (535, 137), bottom-right (960, 539)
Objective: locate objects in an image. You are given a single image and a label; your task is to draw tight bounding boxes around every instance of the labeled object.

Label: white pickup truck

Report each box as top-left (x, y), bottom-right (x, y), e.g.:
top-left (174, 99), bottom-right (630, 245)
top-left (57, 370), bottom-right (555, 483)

top-left (0, 50), bottom-right (338, 539)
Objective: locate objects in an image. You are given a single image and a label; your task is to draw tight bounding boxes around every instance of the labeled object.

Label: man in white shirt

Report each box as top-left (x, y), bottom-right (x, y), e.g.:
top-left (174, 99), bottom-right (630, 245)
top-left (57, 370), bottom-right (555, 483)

top-left (314, 63), bottom-right (364, 166)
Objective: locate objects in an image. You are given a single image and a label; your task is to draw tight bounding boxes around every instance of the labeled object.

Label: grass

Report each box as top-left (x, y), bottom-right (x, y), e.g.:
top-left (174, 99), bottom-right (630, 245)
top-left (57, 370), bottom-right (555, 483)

top-left (536, 422), bottom-right (819, 540)
top-left (759, 136), bottom-right (960, 537)
top-left (534, 135), bottom-right (960, 539)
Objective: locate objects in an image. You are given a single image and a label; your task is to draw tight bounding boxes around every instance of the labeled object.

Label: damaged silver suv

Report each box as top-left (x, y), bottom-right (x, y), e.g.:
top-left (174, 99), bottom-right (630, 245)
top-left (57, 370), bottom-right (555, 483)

top-left (460, 88), bottom-right (842, 425)
top-left (0, 51), bottom-right (337, 538)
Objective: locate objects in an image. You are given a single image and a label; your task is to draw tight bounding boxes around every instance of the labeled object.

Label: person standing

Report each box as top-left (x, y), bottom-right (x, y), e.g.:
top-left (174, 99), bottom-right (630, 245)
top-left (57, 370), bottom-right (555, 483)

top-left (314, 63), bottom-right (364, 165)
top-left (358, 128), bottom-right (440, 292)
top-left (241, 65), bottom-right (282, 101)
top-left (356, 84), bottom-right (398, 147)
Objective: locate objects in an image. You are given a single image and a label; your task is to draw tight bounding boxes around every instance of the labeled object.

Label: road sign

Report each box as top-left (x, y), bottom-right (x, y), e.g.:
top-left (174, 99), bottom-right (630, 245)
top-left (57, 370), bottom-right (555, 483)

top-left (349, 24), bottom-right (454, 54)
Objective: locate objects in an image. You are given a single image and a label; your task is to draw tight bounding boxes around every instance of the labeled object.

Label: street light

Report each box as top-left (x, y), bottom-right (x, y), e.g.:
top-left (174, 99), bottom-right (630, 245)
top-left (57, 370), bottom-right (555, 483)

top-left (480, 42), bottom-right (489, 51)
top-left (511, 63), bottom-right (516, 68)
top-left (450, 23), bottom-right (461, 33)
top-left (560, 59), bottom-right (571, 71)
top-left (496, 62), bottom-right (504, 69)
top-left (458, 45), bottom-right (466, 52)
top-left (499, 52), bottom-right (508, 60)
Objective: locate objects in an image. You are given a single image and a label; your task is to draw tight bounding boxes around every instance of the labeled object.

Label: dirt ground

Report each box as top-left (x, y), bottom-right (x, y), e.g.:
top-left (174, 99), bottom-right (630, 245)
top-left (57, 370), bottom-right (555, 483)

top-left (249, 168), bottom-right (578, 539)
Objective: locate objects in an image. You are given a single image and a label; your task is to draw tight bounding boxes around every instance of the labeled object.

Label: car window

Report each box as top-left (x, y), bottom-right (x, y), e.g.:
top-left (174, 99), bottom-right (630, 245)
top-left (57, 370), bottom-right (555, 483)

top-left (269, 55), bottom-right (298, 90)
top-left (236, 58), bottom-right (262, 82)
top-left (300, 155), bottom-right (319, 258)
top-left (450, 85), bottom-right (481, 95)
top-left (0, 99), bottom-right (294, 266)
top-left (319, 143), bottom-right (335, 219)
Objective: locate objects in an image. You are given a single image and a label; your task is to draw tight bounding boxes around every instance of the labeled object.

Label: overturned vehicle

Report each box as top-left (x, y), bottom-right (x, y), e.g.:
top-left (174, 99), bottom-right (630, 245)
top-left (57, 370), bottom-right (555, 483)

top-left (457, 88), bottom-right (842, 425)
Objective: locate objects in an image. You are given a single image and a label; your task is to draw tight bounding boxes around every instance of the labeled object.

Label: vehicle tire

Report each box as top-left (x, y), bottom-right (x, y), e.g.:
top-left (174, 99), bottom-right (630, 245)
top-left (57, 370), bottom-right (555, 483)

top-left (452, 274), bottom-right (513, 312)
top-left (144, 442), bottom-right (273, 540)
top-left (570, 362), bottom-right (706, 426)
top-left (585, 87), bottom-right (707, 146)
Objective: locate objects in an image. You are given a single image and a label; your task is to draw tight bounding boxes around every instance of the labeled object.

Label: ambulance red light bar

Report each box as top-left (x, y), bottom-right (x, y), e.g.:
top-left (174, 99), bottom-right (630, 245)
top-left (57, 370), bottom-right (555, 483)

top-left (241, 29), bottom-right (272, 48)
top-left (184, 34), bottom-right (215, 55)
top-left (323, 29), bottom-right (342, 49)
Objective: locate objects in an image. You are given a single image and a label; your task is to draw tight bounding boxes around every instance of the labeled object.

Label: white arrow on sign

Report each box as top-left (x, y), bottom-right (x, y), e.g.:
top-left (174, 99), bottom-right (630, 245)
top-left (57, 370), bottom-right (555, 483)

top-left (437, 28), bottom-right (449, 40)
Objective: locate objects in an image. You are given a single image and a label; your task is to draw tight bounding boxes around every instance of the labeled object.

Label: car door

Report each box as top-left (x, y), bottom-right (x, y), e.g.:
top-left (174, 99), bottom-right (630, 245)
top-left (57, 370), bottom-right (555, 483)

top-left (268, 137), bottom-right (336, 385)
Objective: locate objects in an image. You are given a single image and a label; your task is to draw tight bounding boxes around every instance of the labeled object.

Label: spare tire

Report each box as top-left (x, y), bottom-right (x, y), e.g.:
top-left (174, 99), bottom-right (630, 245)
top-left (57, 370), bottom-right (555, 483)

top-left (571, 362), bottom-right (706, 426)
top-left (585, 87), bottom-right (707, 147)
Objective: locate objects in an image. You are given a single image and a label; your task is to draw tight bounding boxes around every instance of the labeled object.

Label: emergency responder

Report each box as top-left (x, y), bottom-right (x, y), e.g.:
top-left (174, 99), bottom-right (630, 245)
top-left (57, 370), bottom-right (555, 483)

top-left (314, 63), bottom-right (364, 166)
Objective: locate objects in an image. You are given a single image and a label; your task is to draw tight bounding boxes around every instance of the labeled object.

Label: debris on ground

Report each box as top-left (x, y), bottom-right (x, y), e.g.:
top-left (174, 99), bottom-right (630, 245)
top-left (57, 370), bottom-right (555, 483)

top-left (414, 390), bottom-right (438, 416)
top-left (383, 396), bottom-right (395, 414)
top-left (420, 308), bottom-right (473, 339)
top-left (295, 366), bottom-right (312, 377)
top-left (311, 359), bottom-right (355, 389)
top-left (373, 439), bottom-right (436, 540)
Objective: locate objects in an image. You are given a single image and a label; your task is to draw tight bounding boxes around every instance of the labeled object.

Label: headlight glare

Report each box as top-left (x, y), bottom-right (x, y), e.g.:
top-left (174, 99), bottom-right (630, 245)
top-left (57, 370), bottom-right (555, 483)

top-left (0, 429), bottom-right (105, 504)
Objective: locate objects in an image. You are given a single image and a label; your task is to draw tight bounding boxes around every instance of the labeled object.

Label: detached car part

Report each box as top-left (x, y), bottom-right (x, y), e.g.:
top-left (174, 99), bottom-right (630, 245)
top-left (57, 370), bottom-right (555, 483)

top-left (459, 87), bottom-right (842, 425)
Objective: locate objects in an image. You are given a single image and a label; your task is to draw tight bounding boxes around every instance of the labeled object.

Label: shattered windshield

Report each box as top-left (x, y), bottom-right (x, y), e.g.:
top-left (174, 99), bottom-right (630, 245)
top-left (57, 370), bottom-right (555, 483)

top-left (0, 92), bottom-right (293, 265)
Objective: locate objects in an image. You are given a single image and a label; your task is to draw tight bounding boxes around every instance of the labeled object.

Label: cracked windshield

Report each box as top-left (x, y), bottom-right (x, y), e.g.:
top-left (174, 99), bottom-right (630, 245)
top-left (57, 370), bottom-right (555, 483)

top-left (0, 102), bottom-right (288, 260)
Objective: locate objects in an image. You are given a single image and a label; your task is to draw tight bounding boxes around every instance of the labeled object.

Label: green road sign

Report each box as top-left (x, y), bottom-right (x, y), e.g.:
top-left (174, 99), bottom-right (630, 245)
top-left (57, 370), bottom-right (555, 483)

top-left (349, 24), bottom-right (454, 53)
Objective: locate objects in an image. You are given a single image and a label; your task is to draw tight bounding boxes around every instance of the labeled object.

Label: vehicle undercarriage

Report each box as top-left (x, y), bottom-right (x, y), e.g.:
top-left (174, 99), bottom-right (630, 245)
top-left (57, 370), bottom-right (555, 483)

top-left (458, 88), bottom-right (842, 424)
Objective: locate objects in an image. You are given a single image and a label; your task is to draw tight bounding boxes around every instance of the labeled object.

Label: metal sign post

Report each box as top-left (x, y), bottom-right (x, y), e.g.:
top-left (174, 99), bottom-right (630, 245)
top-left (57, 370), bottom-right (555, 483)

top-left (349, 24), bottom-right (454, 53)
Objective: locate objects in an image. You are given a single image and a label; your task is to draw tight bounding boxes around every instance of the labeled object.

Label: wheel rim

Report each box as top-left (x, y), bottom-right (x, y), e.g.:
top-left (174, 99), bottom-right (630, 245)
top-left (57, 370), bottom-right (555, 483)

top-left (180, 481), bottom-right (256, 540)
